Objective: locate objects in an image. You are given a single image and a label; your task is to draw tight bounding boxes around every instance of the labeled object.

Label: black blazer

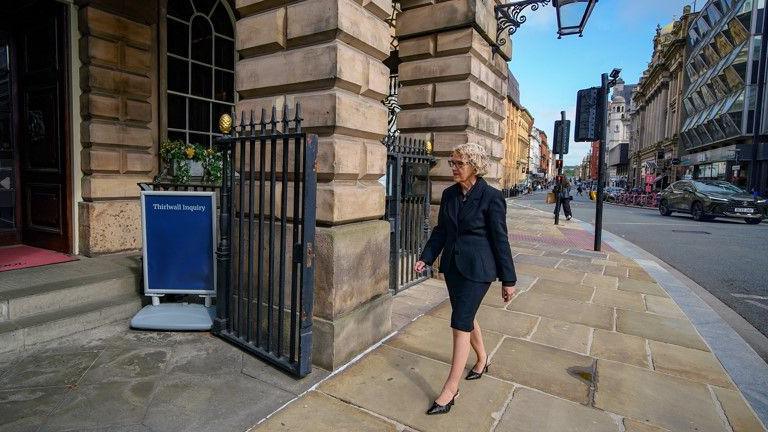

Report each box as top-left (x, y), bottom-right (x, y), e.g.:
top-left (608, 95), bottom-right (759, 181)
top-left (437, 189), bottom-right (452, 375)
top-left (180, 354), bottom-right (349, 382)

top-left (419, 177), bottom-right (517, 285)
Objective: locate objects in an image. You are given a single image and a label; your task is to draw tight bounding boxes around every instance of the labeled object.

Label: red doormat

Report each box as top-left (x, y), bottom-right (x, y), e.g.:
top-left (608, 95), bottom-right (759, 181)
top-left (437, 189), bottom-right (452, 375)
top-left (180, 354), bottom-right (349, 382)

top-left (0, 245), bottom-right (78, 272)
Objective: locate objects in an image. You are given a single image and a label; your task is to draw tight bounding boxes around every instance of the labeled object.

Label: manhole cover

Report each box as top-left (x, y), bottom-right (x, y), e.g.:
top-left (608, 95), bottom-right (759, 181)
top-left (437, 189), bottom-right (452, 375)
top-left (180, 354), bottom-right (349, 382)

top-left (671, 230), bottom-right (711, 234)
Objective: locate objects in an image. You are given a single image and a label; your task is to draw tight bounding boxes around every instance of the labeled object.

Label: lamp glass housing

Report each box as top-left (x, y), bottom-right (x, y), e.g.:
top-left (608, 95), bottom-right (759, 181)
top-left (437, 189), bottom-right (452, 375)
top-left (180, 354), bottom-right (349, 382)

top-left (554, 0), bottom-right (597, 37)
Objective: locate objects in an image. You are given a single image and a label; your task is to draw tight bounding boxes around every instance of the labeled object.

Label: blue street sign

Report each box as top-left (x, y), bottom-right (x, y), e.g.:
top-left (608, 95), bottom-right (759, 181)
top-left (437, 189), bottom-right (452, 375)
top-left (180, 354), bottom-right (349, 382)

top-left (141, 191), bottom-right (217, 295)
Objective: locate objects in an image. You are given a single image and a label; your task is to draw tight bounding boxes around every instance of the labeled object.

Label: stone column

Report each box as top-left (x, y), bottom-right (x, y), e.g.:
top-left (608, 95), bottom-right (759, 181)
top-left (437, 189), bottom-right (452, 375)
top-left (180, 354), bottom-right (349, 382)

top-left (395, 0), bottom-right (510, 205)
top-left (234, 0), bottom-right (392, 370)
top-left (78, 6), bottom-right (156, 255)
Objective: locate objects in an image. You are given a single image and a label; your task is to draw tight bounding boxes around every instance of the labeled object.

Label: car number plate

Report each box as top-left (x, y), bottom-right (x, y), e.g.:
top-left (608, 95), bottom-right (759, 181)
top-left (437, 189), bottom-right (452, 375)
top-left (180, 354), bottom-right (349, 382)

top-left (734, 207), bottom-right (754, 213)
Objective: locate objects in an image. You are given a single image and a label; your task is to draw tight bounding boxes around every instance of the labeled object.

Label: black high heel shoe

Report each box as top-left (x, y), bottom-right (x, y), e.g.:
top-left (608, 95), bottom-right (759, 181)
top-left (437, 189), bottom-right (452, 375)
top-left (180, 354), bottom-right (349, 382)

top-left (465, 363), bottom-right (489, 380)
top-left (426, 390), bottom-right (459, 415)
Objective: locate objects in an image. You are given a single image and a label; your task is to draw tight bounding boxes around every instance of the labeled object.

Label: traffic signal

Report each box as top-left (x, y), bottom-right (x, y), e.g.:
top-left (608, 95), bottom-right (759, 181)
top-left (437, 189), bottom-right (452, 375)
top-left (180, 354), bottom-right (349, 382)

top-left (555, 159), bottom-right (563, 170)
top-left (553, 120), bottom-right (571, 155)
top-left (575, 87), bottom-right (601, 142)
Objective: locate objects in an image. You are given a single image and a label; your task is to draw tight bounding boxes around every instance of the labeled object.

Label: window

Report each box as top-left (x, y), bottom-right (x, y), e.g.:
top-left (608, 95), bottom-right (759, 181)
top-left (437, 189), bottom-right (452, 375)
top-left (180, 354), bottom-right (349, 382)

top-left (166, 0), bottom-right (235, 148)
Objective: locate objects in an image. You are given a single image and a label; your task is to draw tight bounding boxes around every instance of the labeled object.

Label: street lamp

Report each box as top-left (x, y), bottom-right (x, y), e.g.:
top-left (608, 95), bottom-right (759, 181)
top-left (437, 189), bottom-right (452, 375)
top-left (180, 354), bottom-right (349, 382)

top-left (494, 0), bottom-right (598, 49)
top-left (553, 0), bottom-right (598, 38)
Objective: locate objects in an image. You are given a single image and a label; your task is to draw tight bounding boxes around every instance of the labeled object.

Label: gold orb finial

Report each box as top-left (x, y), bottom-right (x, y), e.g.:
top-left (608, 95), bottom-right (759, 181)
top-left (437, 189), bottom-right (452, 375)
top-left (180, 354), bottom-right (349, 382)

top-left (218, 113), bottom-right (232, 134)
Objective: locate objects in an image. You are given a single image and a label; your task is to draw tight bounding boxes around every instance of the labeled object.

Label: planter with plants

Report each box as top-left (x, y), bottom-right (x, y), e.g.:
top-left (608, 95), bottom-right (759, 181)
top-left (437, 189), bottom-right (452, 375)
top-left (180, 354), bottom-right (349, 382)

top-left (157, 139), bottom-right (223, 185)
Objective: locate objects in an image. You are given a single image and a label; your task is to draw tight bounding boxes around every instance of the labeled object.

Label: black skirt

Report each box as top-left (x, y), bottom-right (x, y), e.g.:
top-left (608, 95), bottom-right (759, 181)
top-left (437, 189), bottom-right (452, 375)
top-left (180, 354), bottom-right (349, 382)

top-left (444, 258), bottom-right (491, 332)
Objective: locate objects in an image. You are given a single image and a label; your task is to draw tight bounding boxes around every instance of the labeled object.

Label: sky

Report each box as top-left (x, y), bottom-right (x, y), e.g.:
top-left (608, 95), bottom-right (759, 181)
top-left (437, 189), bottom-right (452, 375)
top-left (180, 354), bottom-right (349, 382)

top-left (509, 0), bottom-right (692, 165)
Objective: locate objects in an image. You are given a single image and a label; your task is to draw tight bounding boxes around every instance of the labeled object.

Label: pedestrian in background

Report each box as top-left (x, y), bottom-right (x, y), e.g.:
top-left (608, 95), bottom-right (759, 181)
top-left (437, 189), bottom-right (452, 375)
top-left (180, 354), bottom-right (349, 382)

top-left (577, 184), bottom-right (584, 196)
top-left (553, 177), bottom-right (573, 221)
top-left (414, 143), bottom-right (517, 416)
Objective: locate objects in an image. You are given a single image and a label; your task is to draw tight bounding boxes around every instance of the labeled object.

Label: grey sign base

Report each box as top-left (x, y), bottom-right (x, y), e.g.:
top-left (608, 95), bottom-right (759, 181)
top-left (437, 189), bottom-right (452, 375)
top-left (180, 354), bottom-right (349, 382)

top-left (130, 303), bottom-right (216, 331)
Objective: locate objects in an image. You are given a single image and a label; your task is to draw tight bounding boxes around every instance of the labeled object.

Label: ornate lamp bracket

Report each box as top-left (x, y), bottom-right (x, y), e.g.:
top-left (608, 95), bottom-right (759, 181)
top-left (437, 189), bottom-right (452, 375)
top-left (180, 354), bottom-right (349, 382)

top-left (494, 0), bottom-right (550, 49)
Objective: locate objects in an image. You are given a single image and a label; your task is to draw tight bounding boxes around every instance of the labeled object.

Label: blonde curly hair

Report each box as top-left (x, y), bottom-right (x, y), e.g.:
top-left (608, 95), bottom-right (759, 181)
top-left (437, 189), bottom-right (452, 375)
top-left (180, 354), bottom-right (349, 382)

top-left (452, 143), bottom-right (489, 176)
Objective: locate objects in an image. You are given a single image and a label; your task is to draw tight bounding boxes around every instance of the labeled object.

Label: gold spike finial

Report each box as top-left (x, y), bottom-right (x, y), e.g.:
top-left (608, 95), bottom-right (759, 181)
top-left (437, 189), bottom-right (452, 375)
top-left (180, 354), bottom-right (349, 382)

top-left (218, 113), bottom-right (232, 134)
top-left (425, 140), bottom-right (433, 154)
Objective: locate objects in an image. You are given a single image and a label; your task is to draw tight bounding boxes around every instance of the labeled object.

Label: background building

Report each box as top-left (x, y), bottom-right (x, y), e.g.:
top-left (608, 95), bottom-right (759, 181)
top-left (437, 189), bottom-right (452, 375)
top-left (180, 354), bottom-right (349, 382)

top-left (529, 127), bottom-right (543, 187)
top-left (539, 129), bottom-right (551, 181)
top-left (630, 6), bottom-right (695, 191)
top-left (503, 73), bottom-right (535, 191)
top-left (579, 153), bottom-right (592, 181)
top-left (679, 0), bottom-right (766, 191)
top-left (590, 141), bottom-right (601, 180)
top-left (607, 79), bottom-right (636, 188)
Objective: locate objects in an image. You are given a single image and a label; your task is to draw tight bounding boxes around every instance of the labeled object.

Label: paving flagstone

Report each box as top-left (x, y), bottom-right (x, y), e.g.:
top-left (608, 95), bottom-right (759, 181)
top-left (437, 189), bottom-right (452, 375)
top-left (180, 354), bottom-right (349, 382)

top-left (508, 291), bottom-right (613, 330)
top-left (622, 418), bottom-right (670, 431)
top-left (590, 329), bottom-right (649, 369)
top-left (319, 344), bottom-right (514, 432)
top-left (594, 359), bottom-right (727, 431)
top-left (648, 340), bottom-right (734, 388)
top-left (529, 279), bottom-right (595, 302)
top-left (428, 303), bottom-right (538, 338)
top-left (616, 309), bottom-right (709, 351)
top-left (497, 387), bottom-right (618, 432)
top-left (617, 279), bottom-right (669, 297)
top-left (530, 317), bottom-right (591, 354)
top-left (712, 386), bottom-right (767, 432)
top-left (256, 391), bottom-right (397, 431)
top-left (644, 295), bottom-right (687, 319)
top-left (0, 387), bottom-right (68, 432)
top-left (44, 380), bottom-right (157, 430)
top-left (591, 286), bottom-right (645, 312)
top-left (384, 314), bottom-right (504, 367)
top-left (490, 338), bottom-right (594, 404)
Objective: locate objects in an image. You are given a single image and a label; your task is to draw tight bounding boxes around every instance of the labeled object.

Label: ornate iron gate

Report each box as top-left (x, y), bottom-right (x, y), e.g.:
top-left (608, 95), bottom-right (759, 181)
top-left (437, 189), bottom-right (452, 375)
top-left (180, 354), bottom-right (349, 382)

top-left (213, 104), bottom-right (317, 378)
top-left (384, 135), bottom-right (435, 293)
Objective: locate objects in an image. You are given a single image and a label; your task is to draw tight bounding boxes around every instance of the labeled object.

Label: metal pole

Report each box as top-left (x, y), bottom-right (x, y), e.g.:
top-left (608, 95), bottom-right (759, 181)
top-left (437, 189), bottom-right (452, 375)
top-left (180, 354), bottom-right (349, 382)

top-left (595, 73), bottom-right (609, 252)
top-left (749, 3), bottom-right (768, 194)
top-left (554, 110), bottom-right (566, 225)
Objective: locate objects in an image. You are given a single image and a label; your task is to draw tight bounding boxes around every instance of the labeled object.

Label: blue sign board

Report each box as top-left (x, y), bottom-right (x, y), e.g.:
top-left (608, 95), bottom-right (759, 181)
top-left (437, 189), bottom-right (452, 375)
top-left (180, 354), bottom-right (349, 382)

top-left (141, 191), bottom-right (217, 295)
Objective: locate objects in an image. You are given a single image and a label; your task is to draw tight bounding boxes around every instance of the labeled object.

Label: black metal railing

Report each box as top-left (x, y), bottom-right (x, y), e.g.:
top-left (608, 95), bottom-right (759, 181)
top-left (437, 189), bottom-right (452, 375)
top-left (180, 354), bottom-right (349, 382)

top-left (212, 103), bottom-right (317, 378)
top-left (384, 135), bottom-right (435, 293)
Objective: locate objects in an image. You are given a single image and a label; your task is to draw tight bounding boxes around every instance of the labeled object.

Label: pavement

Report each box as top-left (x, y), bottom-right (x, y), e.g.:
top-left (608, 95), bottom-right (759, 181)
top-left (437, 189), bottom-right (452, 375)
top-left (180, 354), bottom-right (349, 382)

top-left (517, 191), bottom-right (768, 360)
top-left (2, 201), bottom-right (767, 431)
top-left (254, 201), bottom-right (768, 432)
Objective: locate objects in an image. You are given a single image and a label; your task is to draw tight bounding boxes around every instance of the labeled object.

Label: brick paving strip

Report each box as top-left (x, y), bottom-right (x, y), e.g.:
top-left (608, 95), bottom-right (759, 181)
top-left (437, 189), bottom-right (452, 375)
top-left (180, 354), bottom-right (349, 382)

top-left (252, 203), bottom-right (768, 432)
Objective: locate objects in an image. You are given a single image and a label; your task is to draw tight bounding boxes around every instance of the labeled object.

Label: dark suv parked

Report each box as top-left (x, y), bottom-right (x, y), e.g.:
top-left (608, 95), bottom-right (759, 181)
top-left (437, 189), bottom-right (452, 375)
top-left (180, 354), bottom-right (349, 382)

top-left (659, 180), bottom-right (766, 224)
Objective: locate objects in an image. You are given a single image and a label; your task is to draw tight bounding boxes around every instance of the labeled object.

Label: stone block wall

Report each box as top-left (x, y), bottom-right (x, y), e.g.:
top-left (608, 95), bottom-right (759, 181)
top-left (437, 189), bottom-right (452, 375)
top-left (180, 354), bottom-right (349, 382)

top-left (78, 6), bottom-right (156, 255)
top-left (234, 0), bottom-right (393, 370)
top-left (395, 0), bottom-right (510, 203)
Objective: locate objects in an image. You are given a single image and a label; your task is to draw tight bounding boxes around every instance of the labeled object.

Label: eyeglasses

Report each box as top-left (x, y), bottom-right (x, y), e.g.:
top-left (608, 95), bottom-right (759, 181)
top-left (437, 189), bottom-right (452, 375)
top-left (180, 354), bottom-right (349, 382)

top-left (448, 160), bottom-right (469, 169)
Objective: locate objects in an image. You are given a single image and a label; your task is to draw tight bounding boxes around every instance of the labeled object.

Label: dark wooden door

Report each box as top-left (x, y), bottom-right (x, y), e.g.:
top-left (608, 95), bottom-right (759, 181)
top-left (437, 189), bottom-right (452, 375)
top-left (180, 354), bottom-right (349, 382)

top-left (0, 35), bottom-right (19, 246)
top-left (15, 1), bottom-right (71, 252)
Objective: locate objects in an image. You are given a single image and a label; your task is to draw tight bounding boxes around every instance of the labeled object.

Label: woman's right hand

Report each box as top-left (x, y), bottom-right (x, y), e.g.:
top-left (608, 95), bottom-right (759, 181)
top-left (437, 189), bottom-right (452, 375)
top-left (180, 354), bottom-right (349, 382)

top-left (414, 261), bottom-right (426, 273)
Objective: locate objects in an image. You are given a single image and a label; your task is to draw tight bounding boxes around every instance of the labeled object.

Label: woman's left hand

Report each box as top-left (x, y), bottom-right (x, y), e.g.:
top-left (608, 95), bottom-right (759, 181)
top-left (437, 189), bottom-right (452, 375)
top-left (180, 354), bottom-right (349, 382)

top-left (501, 285), bottom-right (516, 302)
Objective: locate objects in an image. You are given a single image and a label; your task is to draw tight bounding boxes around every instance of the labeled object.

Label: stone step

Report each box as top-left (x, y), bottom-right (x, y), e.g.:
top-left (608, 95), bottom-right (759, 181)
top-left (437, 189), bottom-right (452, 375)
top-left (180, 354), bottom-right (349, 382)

top-left (0, 268), bottom-right (141, 322)
top-left (0, 294), bottom-right (142, 354)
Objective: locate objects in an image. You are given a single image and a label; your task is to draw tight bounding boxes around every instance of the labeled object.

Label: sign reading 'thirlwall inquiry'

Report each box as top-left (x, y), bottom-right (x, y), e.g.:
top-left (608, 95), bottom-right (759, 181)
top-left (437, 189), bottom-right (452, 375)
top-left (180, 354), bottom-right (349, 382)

top-left (141, 191), bottom-right (217, 295)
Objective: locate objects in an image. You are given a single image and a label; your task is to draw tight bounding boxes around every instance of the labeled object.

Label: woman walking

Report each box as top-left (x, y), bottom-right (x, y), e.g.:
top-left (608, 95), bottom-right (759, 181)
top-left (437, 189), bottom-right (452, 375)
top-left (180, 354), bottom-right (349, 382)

top-left (414, 143), bottom-right (517, 415)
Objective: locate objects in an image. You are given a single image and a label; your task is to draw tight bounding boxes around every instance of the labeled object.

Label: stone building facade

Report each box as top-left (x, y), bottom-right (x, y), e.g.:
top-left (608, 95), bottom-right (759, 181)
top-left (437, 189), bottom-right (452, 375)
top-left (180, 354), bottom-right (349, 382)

top-left (1, 0), bottom-right (511, 370)
top-left (529, 127), bottom-right (542, 185)
top-left (629, 6), bottom-right (695, 191)
top-left (538, 129), bottom-right (550, 179)
top-left (606, 79), bottom-right (635, 188)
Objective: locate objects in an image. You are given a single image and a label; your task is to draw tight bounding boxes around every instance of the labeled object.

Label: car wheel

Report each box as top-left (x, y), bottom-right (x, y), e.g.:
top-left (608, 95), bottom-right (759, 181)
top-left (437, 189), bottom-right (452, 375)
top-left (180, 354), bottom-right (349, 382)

top-left (691, 202), bottom-right (706, 221)
top-left (745, 218), bottom-right (762, 225)
top-left (659, 200), bottom-right (672, 216)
